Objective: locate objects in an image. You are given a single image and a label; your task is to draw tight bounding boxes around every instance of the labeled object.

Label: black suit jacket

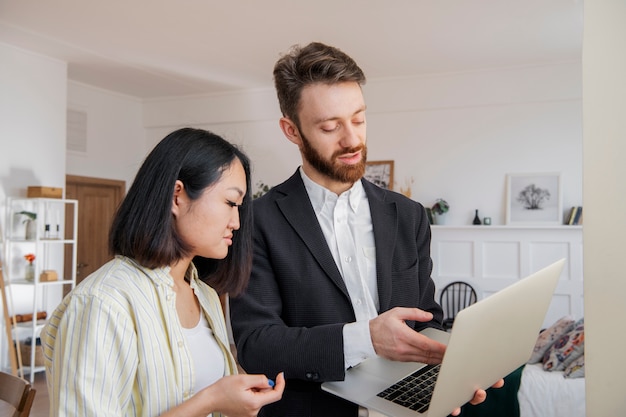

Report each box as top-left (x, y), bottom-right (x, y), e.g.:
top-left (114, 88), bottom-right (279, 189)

top-left (230, 170), bottom-right (443, 417)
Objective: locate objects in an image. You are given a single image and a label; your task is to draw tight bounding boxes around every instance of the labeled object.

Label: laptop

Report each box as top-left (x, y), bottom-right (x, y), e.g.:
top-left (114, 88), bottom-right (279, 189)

top-left (322, 258), bottom-right (565, 417)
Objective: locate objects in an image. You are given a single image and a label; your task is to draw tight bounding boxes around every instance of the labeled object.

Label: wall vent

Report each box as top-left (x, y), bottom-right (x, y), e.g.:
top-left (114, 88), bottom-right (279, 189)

top-left (67, 108), bottom-right (87, 152)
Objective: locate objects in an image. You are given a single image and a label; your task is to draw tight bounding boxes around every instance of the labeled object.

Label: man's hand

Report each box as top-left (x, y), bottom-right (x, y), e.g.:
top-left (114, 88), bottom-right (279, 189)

top-left (450, 379), bottom-right (505, 415)
top-left (369, 307), bottom-right (446, 363)
top-left (369, 307), bottom-right (505, 414)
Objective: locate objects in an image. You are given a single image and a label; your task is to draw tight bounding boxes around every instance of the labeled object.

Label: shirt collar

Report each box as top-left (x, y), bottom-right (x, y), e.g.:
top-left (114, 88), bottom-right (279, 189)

top-left (119, 255), bottom-right (200, 289)
top-left (299, 166), bottom-right (364, 214)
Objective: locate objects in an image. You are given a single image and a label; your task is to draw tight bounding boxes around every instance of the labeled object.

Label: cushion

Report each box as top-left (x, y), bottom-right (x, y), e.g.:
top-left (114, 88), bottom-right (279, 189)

top-left (528, 315), bottom-right (575, 363)
top-left (542, 317), bottom-right (584, 371)
top-left (563, 354), bottom-right (585, 378)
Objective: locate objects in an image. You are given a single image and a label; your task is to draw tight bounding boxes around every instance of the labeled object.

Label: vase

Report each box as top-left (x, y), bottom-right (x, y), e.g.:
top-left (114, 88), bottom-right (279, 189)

top-left (433, 213), bottom-right (447, 225)
top-left (25, 219), bottom-right (37, 240)
top-left (25, 263), bottom-right (35, 281)
top-left (473, 209), bottom-right (482, 225)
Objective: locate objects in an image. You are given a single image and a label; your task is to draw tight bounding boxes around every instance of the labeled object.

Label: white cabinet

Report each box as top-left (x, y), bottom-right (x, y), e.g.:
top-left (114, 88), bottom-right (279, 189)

top-left (3, 197), bottom-right (78, 381)
top-left (430, 225), bottom-right (584, 329)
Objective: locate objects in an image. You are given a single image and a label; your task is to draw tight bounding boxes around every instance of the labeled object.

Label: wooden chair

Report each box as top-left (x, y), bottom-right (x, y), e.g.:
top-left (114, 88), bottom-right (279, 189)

top-left (439, 281), bottom-right (477, 331)
top-left (0, 371), bottom-right (36, 417)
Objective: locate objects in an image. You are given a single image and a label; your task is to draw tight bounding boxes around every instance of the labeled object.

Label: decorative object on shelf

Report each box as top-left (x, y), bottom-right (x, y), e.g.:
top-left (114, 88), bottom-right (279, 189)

top-left (24, 253), bottom-right (36, 281)
top-left (20, 337), bottom-right (45, 366)
top-left (18, 211), bottom-right (37, 240)
top-left (27, 186), bottom-right (63, 198)
top-left (565, 206), bottom-right (583, 225)
top-left (483, 217), bottom-right (492, 225)
top-left (13, 311), bottom-right (47, 323)
top-left (506, 172), bottom-right (563, 225)
top-left (431, 199), bottom-right (449, 225)
top-left (399, 176), bottom-right (414, 198)
top-left (40, 269), bottom-right (58, 282)
top-left (253, 181), bottom-right (272, 199)
top-left (364, 160), bottom-right (394, 190)
top-left (473, 209), bottom-right (482, 225)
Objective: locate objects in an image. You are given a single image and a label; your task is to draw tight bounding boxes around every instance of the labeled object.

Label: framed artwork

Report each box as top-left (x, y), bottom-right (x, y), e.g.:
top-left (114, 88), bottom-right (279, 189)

top-left (506, 172), bottom-right (563, 225)
top-left (365, 160), bottom-right (394, 190)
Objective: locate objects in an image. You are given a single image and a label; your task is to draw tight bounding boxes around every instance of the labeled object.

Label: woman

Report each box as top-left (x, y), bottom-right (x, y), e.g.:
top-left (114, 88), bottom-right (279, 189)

top-left (42, 127), bottom-right (284, 417)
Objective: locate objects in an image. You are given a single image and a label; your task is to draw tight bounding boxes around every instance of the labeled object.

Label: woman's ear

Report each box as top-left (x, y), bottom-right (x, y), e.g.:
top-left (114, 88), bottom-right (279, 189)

top-left (171, 180), bottom-right (185, 218)
top-left (279, 117), bottom-right (303, 146)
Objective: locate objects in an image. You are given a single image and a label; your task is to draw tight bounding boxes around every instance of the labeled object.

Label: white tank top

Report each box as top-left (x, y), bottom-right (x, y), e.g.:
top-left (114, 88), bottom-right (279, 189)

top-left (182, 311), bottom-right (225, 393)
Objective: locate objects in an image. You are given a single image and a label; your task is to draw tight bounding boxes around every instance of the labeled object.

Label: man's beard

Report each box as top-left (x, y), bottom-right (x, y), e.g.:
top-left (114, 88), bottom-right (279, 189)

top-left (300, 132), bottom-right (367, 184)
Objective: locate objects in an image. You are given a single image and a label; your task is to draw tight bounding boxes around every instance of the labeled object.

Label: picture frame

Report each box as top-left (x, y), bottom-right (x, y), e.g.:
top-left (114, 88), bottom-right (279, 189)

top-left (505, 172), bottom-right (563, 225)
top-left (364, 160), bottom-right (394, 190)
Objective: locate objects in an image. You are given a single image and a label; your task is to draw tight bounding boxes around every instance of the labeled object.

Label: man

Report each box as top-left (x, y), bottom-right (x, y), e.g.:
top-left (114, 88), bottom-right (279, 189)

top-left (230, 42), bottom-right (500, 417)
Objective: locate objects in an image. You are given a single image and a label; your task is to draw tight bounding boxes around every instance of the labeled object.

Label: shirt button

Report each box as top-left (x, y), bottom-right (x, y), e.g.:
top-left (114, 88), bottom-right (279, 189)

top-left (345, 256), bottom-right (352, 263)
top-left (178, 341), bottom-right (184, 348)
top-left (356, 299), bottom-right (362, 306)
top-left (166, 294), bottom-right (172, 301)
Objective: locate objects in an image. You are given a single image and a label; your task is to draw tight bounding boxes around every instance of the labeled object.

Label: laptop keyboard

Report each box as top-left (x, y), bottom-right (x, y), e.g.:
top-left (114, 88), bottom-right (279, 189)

top-left (376, 364), bottom-right (441, 413)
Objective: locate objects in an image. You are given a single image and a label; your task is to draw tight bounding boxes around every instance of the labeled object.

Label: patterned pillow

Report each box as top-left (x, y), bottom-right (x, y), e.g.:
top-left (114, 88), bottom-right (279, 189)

top-left (528, 315), bottom-right (575, 363)
top-left (563, 354), bottom-right (585, 378)
top-left (542, 317), bottom-right (584, 371)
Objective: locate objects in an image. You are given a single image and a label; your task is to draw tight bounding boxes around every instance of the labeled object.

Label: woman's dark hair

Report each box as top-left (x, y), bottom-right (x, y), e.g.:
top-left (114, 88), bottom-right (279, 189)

top-left (109, 127), bottom-right (253, 296)
top-left (273, 41), bottom-right (366, 128)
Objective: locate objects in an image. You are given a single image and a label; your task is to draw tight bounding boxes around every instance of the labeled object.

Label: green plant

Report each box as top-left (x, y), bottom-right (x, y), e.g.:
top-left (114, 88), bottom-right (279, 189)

top-left (253, 181), bottom-right (272, 199)
top-left (431, 199), bottom-right (449, 215)
top-left (17, 210), bottom-right (37, 222)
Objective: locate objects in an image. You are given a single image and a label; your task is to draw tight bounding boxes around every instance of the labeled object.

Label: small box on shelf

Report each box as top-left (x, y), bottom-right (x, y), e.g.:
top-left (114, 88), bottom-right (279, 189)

top-left (27, 186), bottom-right (63, 198)
top-left (39, 270), bottom-right (58, 282)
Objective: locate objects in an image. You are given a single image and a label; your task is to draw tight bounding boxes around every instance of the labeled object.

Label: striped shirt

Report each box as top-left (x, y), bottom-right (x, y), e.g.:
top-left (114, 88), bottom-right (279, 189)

top-left (42, 256), bottom-right (237, 417)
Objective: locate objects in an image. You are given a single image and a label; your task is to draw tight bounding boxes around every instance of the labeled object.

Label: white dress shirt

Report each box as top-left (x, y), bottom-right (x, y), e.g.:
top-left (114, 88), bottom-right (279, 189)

top-left (300, 168), bottom-right (378, 368)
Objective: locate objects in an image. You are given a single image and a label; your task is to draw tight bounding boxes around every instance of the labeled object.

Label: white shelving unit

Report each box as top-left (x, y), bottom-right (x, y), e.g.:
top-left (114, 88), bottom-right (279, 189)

top-left (3, 197), bottom-right (78, 381)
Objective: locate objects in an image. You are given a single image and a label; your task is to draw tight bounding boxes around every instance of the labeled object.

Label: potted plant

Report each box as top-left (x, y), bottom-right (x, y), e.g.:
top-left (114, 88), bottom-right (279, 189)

top-left (18, 210), bottom-right (37, 239)
top-left (431, 199), bottom-right (449, 225)
top-left (253, 181), bottom-right (272, 199)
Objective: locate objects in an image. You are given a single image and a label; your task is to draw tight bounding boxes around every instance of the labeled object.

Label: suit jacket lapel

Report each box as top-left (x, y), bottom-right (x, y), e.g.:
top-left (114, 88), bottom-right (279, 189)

top-left (275, 172), bottom-right (350, 299)
top-left (362, 180), bottom-right (398, 312)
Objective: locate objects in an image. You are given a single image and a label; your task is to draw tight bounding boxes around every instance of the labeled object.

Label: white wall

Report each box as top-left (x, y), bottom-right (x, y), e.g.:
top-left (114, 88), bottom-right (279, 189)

top-left (583, 0), bottom-right (626, 413)
top-left (66, 82), bottom-right (146, 187)
top-left (0, 44), bottom-right (146, 374)
top-left (0, 42), bottom-right (68, 371)
top-left (143, 62), bottom-right (582, 226)
top-left (0, 42), bottom-right (67, 203)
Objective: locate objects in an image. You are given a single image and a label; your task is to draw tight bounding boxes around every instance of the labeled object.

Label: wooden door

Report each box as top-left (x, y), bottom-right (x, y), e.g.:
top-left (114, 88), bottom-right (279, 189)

top-left (65, 176), bottom-right (125, 286)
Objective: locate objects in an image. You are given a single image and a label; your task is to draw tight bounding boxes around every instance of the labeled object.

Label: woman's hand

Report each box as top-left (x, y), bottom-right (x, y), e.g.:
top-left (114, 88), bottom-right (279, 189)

top-left (205, 372), bottom-right (285, 417)
top-left (161, 372), bottom-right (285, 417)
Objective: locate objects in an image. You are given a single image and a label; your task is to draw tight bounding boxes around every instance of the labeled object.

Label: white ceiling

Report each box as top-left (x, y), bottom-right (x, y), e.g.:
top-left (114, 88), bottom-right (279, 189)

top-left (0, 0), bottom-right (584, 99)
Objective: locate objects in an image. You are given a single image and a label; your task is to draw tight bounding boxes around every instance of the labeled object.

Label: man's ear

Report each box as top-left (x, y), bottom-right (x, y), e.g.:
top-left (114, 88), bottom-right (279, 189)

top-left (279, 117), bottom-right (303, 146)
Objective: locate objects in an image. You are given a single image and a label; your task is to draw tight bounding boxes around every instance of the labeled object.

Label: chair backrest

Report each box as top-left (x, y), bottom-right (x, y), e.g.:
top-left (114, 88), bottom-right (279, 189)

top-left (0, 371), bottom-right (36, 417)
top-left (439, 281), bottom-right (478, 330)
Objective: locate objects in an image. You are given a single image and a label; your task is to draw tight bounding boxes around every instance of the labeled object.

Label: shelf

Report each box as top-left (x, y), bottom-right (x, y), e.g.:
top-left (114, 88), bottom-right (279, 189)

top-left (13, 319), bottom-right (47, 330)
top-left (6, 278), bottom-right (74, 286)
top-left (431, 225), bottom-right (583, 230)
top-left (3, 197), bottom-right (78, 382)
top-left (8, 238), bottom-right (75, 244)
top-left (19, 365), bottom-right (45, 375)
